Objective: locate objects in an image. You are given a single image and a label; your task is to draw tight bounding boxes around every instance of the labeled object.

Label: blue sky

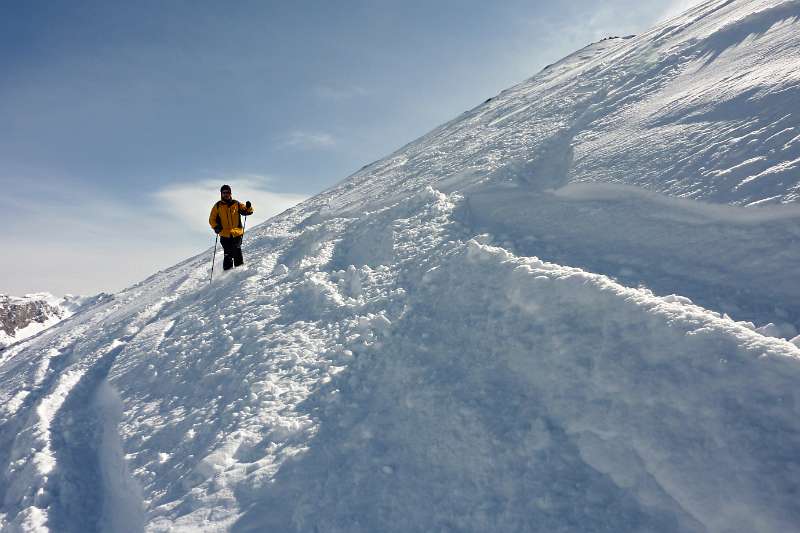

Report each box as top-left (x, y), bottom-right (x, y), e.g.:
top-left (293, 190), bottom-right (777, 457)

top-left (1, 0), bottom-right (699, 295)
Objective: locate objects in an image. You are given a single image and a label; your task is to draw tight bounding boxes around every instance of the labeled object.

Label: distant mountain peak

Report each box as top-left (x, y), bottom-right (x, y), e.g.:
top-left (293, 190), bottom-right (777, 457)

top-left (0, 294), bottom-right (64, 349)
top-left (0, 293), bottom-right (105, 350)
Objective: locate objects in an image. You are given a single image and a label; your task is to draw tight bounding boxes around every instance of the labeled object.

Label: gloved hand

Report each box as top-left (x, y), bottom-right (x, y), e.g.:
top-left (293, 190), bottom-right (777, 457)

top-left (245, 201), bottom-right (251, 209)
top-left (214, 225), bottom-right (222, 234)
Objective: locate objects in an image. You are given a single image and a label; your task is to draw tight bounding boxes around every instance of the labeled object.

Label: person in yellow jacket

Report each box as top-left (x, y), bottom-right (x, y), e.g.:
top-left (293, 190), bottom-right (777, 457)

top-left (209, 184), bottom-right (254, 270)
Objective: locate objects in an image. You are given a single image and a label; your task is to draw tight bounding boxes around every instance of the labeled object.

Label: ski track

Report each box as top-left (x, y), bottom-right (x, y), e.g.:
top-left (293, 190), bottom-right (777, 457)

top-left (0, 259), bottom-right (207, 531)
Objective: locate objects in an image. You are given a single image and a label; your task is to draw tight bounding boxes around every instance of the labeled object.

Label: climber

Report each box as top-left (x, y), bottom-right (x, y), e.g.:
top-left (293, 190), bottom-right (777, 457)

top-left (209, 184), bottom-right (254, 270)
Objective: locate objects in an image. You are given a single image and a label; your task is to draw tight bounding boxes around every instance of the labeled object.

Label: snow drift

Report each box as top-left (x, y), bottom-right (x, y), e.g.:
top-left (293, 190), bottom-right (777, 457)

top-left (2, 0), bottom-right (800, 531)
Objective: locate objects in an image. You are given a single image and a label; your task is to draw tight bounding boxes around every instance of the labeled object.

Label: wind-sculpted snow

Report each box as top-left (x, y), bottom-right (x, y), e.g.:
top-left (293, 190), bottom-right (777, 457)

top-left (237, 237), bottom-right (799, 533)
top-left (463, 181), bottom-right (800, 330)
top-left (2, 0), bottom-right (800, 531)
top-left (325, 0), bottom-right (800, 212)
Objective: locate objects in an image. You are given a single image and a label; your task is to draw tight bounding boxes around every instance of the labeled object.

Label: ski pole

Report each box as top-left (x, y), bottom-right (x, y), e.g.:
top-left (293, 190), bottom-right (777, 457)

top-left (241, 216), bottom-right (247, 242)
top-left (209, 234), bottom-right (219, 283)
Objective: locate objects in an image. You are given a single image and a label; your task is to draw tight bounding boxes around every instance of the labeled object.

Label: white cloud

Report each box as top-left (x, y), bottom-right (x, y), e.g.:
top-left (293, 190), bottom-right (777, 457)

top-left (280, 131), bottom-right (337, 149)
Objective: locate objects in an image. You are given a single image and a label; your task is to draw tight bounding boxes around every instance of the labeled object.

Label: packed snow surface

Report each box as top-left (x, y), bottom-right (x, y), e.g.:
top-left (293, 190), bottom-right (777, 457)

top-left (2, 0), bottom-right (800, 531)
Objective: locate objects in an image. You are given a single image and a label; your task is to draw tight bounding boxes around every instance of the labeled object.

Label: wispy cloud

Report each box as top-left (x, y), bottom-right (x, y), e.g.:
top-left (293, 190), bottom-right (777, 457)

top-left (280, 131), bottom-right (337, 150)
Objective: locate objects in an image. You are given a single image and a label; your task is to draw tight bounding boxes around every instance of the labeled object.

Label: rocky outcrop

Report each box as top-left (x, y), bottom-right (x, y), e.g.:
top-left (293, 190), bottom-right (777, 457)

top-left (0, 295), bottom-right (62, 337)
top-left (0, 293), bottom-right (109, 350)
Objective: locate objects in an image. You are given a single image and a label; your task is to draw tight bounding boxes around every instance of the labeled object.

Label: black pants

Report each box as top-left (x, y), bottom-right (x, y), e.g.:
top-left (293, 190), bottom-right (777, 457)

top-left (220, 235), bottom-right (244, 270)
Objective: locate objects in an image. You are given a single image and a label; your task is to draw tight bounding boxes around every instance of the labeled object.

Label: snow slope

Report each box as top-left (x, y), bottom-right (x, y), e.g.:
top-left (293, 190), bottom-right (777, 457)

top-left (2, 0), bottom-right (800, 531)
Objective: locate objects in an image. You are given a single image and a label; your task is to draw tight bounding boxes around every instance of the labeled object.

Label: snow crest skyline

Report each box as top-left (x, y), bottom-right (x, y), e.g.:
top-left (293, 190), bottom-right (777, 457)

top-left (1, 0), bottom-right (704, 297)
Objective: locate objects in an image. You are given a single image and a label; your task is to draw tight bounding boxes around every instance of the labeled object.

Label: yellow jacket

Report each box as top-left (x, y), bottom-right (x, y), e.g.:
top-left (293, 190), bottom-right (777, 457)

top-left (209, 199), bottom-right (254, 238)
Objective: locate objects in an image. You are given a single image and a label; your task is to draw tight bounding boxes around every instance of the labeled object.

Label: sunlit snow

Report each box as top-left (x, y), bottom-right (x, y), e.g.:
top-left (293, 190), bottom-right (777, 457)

top-left (1, 0), bottom-right (800, 531)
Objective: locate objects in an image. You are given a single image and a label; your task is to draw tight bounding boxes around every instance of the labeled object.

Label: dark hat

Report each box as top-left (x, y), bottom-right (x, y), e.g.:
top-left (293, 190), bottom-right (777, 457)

top-left (220, 184), bottom-right (232, 193)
